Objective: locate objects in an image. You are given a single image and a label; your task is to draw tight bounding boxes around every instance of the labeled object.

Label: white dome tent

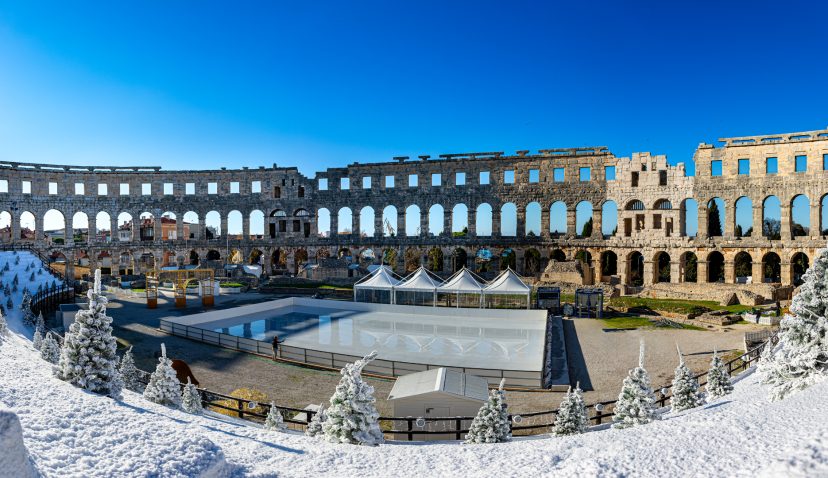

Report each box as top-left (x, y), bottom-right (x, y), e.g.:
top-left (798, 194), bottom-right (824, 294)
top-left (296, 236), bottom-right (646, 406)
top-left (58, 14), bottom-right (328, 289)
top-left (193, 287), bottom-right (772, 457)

top-left (436, 267), bottom-right (486, 308)
top-left (353, 265), bottom-right (400, 304)
top-left (393, 266), bottom-right (444, 306)
top-left (482, 268), bottom-right (532, 309)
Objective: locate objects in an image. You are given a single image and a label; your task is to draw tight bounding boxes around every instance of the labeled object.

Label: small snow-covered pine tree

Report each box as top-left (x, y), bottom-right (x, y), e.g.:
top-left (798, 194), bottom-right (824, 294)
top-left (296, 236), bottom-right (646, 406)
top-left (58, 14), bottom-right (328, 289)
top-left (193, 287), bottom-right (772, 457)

top-left (143, 343), bottom-right (181, 406)
top-left (181, 377), bottom-right (203, 414)
top-left (322, 351), bottom-right (384, 445)
top-left (0, 308), bottom-right (8, 338)
top-left (550, 383), bottom-right (589, 436)
top-left (612, 340), bottom-right (658, 429)
top-left (306, 404), bottom-right (326, 437)
top-left (706, 348), bottom-right (733, 400)
top-left (54, 270), bottom-right (121, 398)
top-left (32, 327), bottom-right (43, 350)
top-left (762, 244), bottom-right (828, 401)
top-left (119, 346), bottom-right (142, 392)
top-left (670, 345), bottom-right (702, 412)
top-left (20, 291), bottom-right (35, 327)
top-left (465, 379), bottom-right (511, 444)
top-left (5, 297), bottom-right (11, 311)
top-left (28, 271), bottom-right (35, 282)
top-left (264, 402), bottom-right (285, 431)
top-left (40, 333), bottom-right (61, 364)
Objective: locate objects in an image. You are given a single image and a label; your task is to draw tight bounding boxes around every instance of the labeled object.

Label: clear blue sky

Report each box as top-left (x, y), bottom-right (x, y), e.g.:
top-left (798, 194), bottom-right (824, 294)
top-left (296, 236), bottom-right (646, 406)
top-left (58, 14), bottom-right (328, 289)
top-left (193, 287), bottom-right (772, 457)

top-left (1, 1), bottom-right (826, 234)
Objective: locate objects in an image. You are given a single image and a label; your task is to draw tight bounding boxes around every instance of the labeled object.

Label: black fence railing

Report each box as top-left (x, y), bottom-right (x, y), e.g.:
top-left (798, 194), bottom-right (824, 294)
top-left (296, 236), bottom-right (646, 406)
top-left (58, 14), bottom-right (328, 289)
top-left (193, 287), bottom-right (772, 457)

top-left (31, 285), bottom-right (76, 321)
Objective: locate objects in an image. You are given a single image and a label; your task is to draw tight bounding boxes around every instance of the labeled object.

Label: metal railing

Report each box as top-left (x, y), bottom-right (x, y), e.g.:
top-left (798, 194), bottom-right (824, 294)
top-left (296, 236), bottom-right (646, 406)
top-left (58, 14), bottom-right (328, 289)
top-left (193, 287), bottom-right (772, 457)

top-left (31, 285), bottom-right (75, 320)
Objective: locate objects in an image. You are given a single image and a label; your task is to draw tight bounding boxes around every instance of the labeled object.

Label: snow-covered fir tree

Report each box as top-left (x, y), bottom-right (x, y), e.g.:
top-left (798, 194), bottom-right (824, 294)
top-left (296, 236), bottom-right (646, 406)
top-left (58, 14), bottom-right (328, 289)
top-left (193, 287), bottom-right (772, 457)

top-left (5, 297), bottom-right (11, 310)
top-left (762, 244), bottom-right (828, 401)
top-left (119, 346), bottom-right (142, 392)
top-left (20, 291), bottom-right (35, 327)
top-left (465, 379), bottom-right (511, 444)
top-left (13, 273), bottom-right (18, 285)
top-left (0, 308), bottom-right (8, 338)
top-left (706, 348), bottom-right (734, 400)
top-left (264, 402), bottom-right (285, 431)
top-left (306, 404), bottom-right (326, 437)
top-left (322, 351), bottom-right (384, 445)
top-left (181, 377), bottom-right (203, 414)
top-left (54, 269), bottom-right (120, 398)
top-left (40, 333), bottom-right (61, 364)
top-left (32, 327), bottom-right (43, 350)
top-left (143, 343), bottom-right (181, 407)
top-left (671, 345), bottom-right (702, 412)
top-left (550, 383), bottom-right (589, 436)
top-left (612, 340), bottom-right (658, 429)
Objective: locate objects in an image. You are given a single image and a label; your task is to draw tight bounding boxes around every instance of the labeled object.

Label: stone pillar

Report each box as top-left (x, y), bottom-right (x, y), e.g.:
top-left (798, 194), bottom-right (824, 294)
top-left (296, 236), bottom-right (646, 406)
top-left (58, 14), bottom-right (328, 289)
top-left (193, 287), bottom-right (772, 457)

top-left (11, 213), bottom-right (20, 243)
top-left (33, 214), bottom-right (43, 244)
top-left (219, 215), bottom-right (227, 239)
top-left (443, 209), bottom-right (451, 236)
top-left (492, 208), bottom-right (501, 237)
top-left (540, 206), bottom-right (550, 239)
top-left (65, 250), bottom-right (75, 282)
top-left (177, 217), bottom-right (185, 242)
top-left (643, 259), bottom-right (654, 285)
top-left (88, 216), bottom-right (97, 244)
top-left (781, 261), bottom-right (792, 286)
top-left (698, 204), bottom-right (708, 239)
top-left (153, 214), bottom-right (162, 243)
top-left (420, 209), bottom-right (428, 237)
top-left (697, 260), bottom-right (708, 283)
top-left (619, 255), bottom-right (629, 286)
top-left (780, 205), bottom-right (792, 241)
top-left (374, 213), bottom-right (383, 238)
top-left (468, 208), bottom-right (477, 236)
top-left (330, 213), bottom-right (338, 237)
top-left (670, 260), bottom-right (681, 283)
top-left (566, 208), bottom-right (577, 237)
top-left (515, 250), bottom-right (525, 274)
top-left (724, 203), bottom-right (736, 238)
top-left (724, 260), bottom-right (736, 284)
top-left (753, 206), bottom-right (763, 238)
top-left (396, 209), bottom-right (404, 237)
top-left (242, 215), bottom-right (250, 240)
top-left (592, 257), bottom-right (603, 283)
top-left (65, 221), bottom-right (74, 245)
top-left (516, 208), bottom-right (526, 238)
top-left (752, 260), bottom-right (764, 283)
top-left (810, 201), bottom-right (821, 237)
top-left (592, 208), bottom-right (603, 239)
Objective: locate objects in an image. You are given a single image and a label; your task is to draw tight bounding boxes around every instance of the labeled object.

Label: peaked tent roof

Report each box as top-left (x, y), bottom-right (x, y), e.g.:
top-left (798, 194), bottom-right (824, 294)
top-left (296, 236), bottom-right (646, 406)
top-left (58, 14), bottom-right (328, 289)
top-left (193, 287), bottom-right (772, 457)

top-left (436, 267), bottom-right (484, 293)
top-left (394, 266), bottom-right (444, 292)
top-left (354, 266), bottom-right (400, 290)
top-left (482, 268), bottom-right (532, 295)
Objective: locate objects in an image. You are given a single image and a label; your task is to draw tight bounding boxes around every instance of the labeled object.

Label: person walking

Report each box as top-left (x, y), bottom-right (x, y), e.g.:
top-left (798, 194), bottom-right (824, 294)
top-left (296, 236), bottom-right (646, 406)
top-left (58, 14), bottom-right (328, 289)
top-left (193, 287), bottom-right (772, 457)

top-left (271, 335), bottom-right (284, 360)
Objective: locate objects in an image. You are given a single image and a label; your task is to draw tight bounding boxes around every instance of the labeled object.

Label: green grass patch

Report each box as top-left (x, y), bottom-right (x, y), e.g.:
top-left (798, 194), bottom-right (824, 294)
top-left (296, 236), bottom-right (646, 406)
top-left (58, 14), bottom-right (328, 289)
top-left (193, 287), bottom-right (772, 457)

top-left (608, 296), bottom-right (753, 315)
top-left (220, 282), bottom-right (245, 288)
top-left (599, 316), bottom-right (654, 329)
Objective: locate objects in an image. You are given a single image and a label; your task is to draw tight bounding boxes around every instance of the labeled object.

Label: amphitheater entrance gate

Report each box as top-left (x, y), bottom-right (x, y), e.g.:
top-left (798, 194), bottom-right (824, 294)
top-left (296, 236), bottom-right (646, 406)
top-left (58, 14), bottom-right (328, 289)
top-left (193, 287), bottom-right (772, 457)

top-left (146, 268), bottom-right (215, 309)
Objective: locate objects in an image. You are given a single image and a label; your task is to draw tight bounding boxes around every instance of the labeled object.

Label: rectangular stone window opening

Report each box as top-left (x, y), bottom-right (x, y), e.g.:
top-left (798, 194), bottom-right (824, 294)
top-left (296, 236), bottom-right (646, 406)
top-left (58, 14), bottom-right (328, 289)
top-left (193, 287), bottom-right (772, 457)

top-left (120, 183), bottom-right (130, 196)
top-left (186, 183), bottom-right (195, 195)
top-left (479, 171), bottom-right (490, 185)
top-left (49, 182), bottom-right (57, 195)
top-left (605, 166), bottom-right (616, 181)
top-left (75, 183), bottom-right (85, 195)
top-left (823, 154), bottom-right (828, 171)
top-left (0, 179), bottom-right (7, 193)
top-left (362, 177), bottom-right (371, 189)
top-left (298, 185), bottom-right (305, 198)
top-left (528, 169), bottom-right (539, 183)
top-left (164, 183), bottom-right (174, 195)
top-left (385, 175), bottom-right (395, 188)
top-left (98, 183), bottom-right (108, 196)
top-left (711, 160), bottom-right (722, 176)
top-left (22, 181), bottom-right (31, 195)
top-left (579, 167), bottom-right (591, 182)
top-left (766, 157), bottom-right (778, 174)
top-left (631, 172), bottom-right (639, 187)
top-left (738, 158), bottom-right (750, 175)
top-left (795, 155), bottom-right (807, 172)
top-left (659, 170), bottom-right (667, 186)
top-left (142, 183), bottom-right (151, 195)
top-left (504, 170), bottom-right (515, 184)
top-left (251, 181), bottom-right (261, 193)
top-left (318, 178), bottom-right (328, 191)
top-left (208, 182), bottom-right (218, 195)
top-left (553, 168), bottom-right (565, 183)
top-left (431, 173), bottom-right (441, 186)
top-left (408, 174), bottom-right (418, 188)
top-left (456, 172), bottom-right (466, 186)
top-left (340, 178), bottom-right (350, 190)
top-left (653, 214), bottom-right (662, 229)
top-left (230, 182), bottom-right (240, 194)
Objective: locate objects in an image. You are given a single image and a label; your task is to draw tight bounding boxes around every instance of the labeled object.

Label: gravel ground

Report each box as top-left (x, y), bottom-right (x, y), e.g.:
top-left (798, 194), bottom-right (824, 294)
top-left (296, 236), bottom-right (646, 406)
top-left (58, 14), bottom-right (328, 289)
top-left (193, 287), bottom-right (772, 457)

top-left (106, 291), bottom-right (765, 417)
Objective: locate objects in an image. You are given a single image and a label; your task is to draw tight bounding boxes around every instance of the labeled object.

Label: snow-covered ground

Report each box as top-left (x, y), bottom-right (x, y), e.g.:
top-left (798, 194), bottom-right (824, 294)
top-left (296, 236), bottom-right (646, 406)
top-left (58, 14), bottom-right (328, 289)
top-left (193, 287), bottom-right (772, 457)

top-left (1, 252), bottom-right (827, 477)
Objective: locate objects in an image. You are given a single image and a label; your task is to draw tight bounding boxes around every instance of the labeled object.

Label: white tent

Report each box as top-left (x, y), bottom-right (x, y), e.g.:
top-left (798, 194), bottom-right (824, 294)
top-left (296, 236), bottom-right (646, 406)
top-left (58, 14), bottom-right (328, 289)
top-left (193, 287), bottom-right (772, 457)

top-left (353, 266), bottom-right (400, 304)
top-left (482, 268), bottom-right (532, 309)
top-left (394, 266), bottom-right (444, 306)
top-left (436, 267), bottom-right (485, 308)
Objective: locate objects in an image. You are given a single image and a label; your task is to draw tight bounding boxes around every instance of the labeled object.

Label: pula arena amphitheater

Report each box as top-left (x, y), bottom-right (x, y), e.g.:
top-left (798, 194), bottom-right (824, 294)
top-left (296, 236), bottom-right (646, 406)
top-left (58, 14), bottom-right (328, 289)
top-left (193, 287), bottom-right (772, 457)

top-left (2, 126), bottom-right (827, 303)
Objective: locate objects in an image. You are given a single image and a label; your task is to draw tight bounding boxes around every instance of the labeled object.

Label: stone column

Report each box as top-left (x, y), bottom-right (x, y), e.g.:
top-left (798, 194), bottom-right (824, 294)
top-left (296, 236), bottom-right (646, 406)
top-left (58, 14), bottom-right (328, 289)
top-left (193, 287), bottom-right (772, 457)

top-left (670, 260), bottom-right (681, 283)
top-left (752, 260), bottom-right (764, 283)
top-left (396, 208), bottom-right (404, 237)
top-left (643, 259), bottom-right (654, 285)
top-left (154, 213), bottom-right (163, 243)
top-left (242, 215), bottom-right (250, 240)
top-left (753, 206), bottom-right (763, 238)
top-left (516, 208), bottom-right (526, 238)
top-left (781, 261), bottom-right (792, 286)
top-left (566, 208), bottom-right (577, 237)
top-left (219, 215), bottom-right (228, 239)
top-left (468, 208), bottom-right (477, 236)
top-left (591, 208), bottom-right (603, 239)
top-left (698, 204), bottom-right (708, 239)
top-left (11, 213), bottom-right (20, 243)
top-left (88, 216), bottom-right (97, 244)
top-left (443, 209), bottom-right (451, 236)
top-left (374, 213), bottom-right (383, 238)
top-left (697, 260), bottom-right (708, 283)
top-left (492, 208), bottom-right (501, 237)
top-left (780, 205), bottom-right (792, 241)
top-left (810, 201), bottom-right (821, 237)
top-left (540, 206), bottom-right (550, 239)
top-left (724, 260), bottom-right (736, 284)
top-left (419, 209), bottom-right (428, 237)
top-left (330, 213), bottom-right (338, 237)
top-left (64, 250), bottom-right (75, 282)
top-left (592, 257), bottom-right (603, 283)
top-left (33, 214), bottom-right (43, 244)
top-left (65, 221), bottom-right (74, 245)
top-left (515, 250), bottom-right (525, 274)
top-left (724, 203), bottom-right (736, 238)
top-left (177, 216), bottom-right (185, 242)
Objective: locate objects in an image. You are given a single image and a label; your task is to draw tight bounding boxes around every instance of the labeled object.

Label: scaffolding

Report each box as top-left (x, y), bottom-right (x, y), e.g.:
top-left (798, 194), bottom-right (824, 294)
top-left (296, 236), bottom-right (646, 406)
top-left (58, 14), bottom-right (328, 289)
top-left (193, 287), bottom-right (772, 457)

top-left (146, 268), bottom-right (215, 309)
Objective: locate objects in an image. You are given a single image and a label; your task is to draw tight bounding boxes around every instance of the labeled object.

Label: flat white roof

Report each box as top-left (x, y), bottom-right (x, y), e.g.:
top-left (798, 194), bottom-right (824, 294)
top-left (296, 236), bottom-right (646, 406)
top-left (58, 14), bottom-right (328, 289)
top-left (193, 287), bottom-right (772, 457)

top-left (388, 368), bottom-right (489, 402)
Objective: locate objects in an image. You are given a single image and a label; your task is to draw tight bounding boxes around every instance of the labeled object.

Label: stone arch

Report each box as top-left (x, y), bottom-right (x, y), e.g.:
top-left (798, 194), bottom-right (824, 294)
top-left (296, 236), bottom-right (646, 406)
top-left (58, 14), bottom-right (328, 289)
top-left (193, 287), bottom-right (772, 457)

top-left (206, 249), bottom-right (221, 261)
top-left (627, 251), bottom-right (644, 286)
top-left (653, 199), bottom-right (673, 210)
top-left (19, 211), bottom-right (35, 240)
top-left (271, 249), bottom-right (287, 271)
top-left (426, 247), bottom-right (444, 272)
top-left (227, 210), bottom-right (243, 237)
top-left (382, 205), bottom-right (398, 237)
top-left (44, 209), bottom-right (65, 242)
top-left (574, 249), bottom-right (592, 266)
top-left (734, 251), bottom-right (753, 283)
top-left (707, 251), bottom-right (725, 283)
top-left (404, 247), bottom-right (421, 272)
top-left (204, 211), bottom-right (221, 239)
top-left (161, 211), bottom-right (177, 241)
top-left (790, 194), bottom-right (810, 237)
top-left (228, 249), bottom-right (243, 264)
top-left (524, 248), bottom-right (541, 274)
top-left (601, 200), bottom-right (618, 237)
top-left (249, 209), bottom-right (265, 239)
top-left (189, 249), bottom-right (200, 266)
top-left (95, 211), bottom-right (111, 241)
top-left (654, 251), bottom-right (671, 283)
top-left (549, 248), bottom-right (566, 262)
top-left (680, 252), bottom-right (698, 283)
top-left (600, 250), bottom-right (617, 277)
top-left (294, 248), bottom-right (308, 274)
top-left (762, 195), bottom-right (781, 239)
top-left (575, 201), bottom-right (593, 237)
top-left (183, 211), bottom-right (199, 240)
top-left (475, 248), bottom-right (494, 274)
top-left (525, 202), bottom-right (541, 237)
top-left (359, 206), bottom-right (375, 237)
top-left (337, 207), bottom-right (353, 235)
top-left (792, 252), bottom-right (809, 286)
top-left (500, 203), bottom-right (517, 237)
top-left (706, 198), bottom-right (725, 237)
top-left (428, 204), bottom-right (444, 236)
top-left (317, 208), bottom-right (331, 237)
top-left (382, 247), bottom-right (398, 269)
top-left (117, 212), bottom-right (133, 242)
top-left (681, 198), bottom-right (698, 237)
top-left (0, 210), bottom-right (11, 243)
top-left (358, 248), bottom-right (376, 267)
top-left (625, 200), bottom-right (645, 211)
top-left (249, 248), bottom-right (263, 265)
top-left (405, 205), bottom-right (421, 237)
top-left (549, 201), bottom-right (566, 235)
top-left (500, 248), bottom-right (516, 270)
top-left (734, 196), bottom-right (753, 237)
top-left (451, 247), bottom-right (468, 272)
top-left (475, 203), bottom-right (492, 236)
top-left (72, 211), bottom-right (89, 241)
top-left (762, 252), bottom-right (781, 283)
top-left (452, 204), bottom-right (469, 235)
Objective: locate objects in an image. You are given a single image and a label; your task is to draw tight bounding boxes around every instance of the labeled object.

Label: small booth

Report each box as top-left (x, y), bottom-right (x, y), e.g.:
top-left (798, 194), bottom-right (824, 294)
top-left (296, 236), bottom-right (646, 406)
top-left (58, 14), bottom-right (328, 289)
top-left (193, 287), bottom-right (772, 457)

top-left (436, 267), bottom-right (485, 308)
top-left (388, 368), bottom-right (489, 441)
top-left (536, 286), bottom-right (561, 312)
top-left (353, 266), bottom-right (400, 304)
top-left (574, 288), bottom-right (604, 318)
top-left (482, 268), bottom-right (532, 309)
top-left (394, 267), bottom-right (444, 306)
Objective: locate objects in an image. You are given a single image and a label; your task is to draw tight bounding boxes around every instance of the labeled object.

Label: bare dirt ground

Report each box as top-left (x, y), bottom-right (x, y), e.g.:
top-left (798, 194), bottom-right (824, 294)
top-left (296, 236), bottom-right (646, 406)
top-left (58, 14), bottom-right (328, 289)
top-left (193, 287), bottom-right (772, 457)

top-left (105, 292), bottom-right (765, 417)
